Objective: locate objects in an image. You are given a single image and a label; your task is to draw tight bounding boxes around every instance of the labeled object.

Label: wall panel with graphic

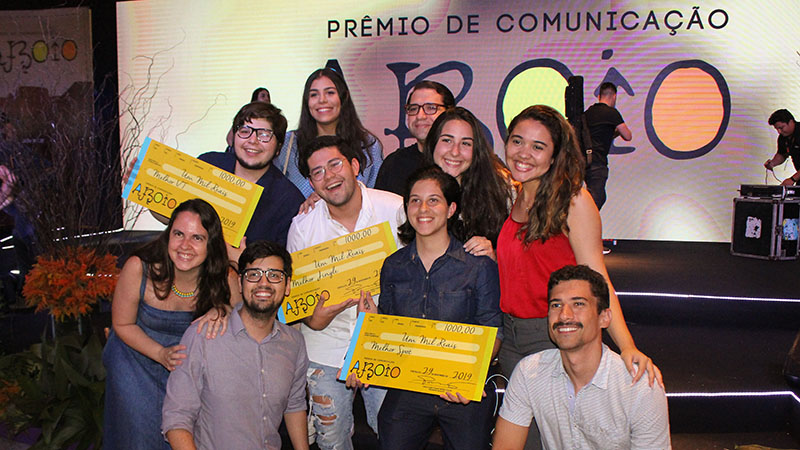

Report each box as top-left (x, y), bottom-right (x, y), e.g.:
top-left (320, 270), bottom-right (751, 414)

top-left (116, 1), bottom-right (800, 242)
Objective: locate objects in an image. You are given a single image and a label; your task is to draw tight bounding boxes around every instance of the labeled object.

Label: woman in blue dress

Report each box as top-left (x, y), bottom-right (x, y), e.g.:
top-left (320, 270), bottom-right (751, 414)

top-left (102, 199), bottom-right (234, 449)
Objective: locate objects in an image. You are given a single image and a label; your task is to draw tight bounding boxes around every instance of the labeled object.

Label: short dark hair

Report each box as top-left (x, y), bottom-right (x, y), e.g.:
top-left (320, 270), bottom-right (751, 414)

top-left (397, 165), bottom-right (463, 245)
top-left (598, 82), bottom-right (617, 98)
top-left (238, 240), bottom-right (293, 279)
top-left (407, 81), bottom-right (456, 108)
top-left (231, 102), bottom-right (288, 149)
top-left (769, 109), bottom-right (795, 126)
top-left (547, 265), bottom-right (609, 313)
top-left (298, 135), bottom-right (362, 178)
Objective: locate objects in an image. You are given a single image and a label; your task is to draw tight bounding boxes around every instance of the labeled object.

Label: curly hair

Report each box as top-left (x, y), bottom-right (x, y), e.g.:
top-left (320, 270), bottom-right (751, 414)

top-left (296, 68), bottom-right (379, 172)
top-left (424, 107), bottom-right (512, 245)
top-left (135, 199), bottom-right (231, 318)
top-left (506, 105), bottom-right (584, 245)
top-left (397, 165), bottom-right (464, 245)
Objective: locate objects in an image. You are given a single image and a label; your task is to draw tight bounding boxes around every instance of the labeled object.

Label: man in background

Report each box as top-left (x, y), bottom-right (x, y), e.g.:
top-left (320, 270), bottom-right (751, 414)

top-left (375, 81), bottom-right (455, 195)
top-left (764, 109), bottom-right (800, 186)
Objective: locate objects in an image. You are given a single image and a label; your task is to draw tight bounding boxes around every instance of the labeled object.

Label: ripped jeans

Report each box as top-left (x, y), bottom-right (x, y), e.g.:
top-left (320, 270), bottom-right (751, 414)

top-left (307, 362), bottom-right (386, 450)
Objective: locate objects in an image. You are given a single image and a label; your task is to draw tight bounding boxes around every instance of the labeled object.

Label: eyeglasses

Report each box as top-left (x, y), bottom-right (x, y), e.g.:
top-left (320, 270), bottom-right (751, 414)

top-left (236, 126), bottom-right (274, 143)
top-left (405, 103), bottom-right (445, 116)
top-left (309, 158), bottom-right (345, 181)
top-left (241, 268), bottom-right (287, 284)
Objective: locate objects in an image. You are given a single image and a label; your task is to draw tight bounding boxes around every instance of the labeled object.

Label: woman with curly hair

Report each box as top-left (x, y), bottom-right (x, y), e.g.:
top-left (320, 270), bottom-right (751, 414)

top-left (103, 199), bottom-right (236, 449)
top-left (277, 67), bottom-right (383, 198)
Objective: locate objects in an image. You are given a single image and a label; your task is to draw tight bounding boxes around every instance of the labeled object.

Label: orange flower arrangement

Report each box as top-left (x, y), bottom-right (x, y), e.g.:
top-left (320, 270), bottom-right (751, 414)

top-left (23, 246), bottom-right (119, 321)
top-left (0, 379), bottom-right (21, 417)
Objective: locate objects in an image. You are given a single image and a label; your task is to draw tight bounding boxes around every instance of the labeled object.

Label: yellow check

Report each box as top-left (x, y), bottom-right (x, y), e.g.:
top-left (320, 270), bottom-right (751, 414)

top-left (278, 222), bottom-right (397, 323)
top-left (339, 313), bottom-right (498, 402)
top-left (122, 137), bottom-right (263, 247)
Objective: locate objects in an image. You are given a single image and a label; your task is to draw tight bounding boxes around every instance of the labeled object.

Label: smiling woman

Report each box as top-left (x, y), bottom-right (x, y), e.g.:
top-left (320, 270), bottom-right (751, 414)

top-left (377, 165), bottom-right (503, 449)
top-left (277, 67), bottom-right (384, 198)
top-left (102, 199), bottom-right (235, 450)
top-left (423, 107), bottom-right (515, 252)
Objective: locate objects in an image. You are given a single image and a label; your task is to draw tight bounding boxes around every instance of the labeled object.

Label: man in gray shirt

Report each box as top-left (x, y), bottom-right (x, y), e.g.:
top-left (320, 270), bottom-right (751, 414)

top-left (162, 241), bottom-right (310, 450)
top-left (493, 265), bottom-right (670, 450)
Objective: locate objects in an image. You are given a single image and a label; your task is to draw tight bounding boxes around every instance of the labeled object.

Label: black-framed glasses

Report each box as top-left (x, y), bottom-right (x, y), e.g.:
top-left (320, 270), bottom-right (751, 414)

top-left (405, 103), bottom-right (445, 116)
top-left (241, 268), bottom-right (287, 284)
top-left (236, 126), bottom-right (274, 143)
top-left (309, 158), bottom-right (345, 181)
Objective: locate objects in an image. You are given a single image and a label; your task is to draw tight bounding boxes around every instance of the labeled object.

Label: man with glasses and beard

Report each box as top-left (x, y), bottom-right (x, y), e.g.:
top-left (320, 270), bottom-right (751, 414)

top-left (162, 240), bottom-right (310, 450)
top-left (199, 102), bottom-right (304, 257)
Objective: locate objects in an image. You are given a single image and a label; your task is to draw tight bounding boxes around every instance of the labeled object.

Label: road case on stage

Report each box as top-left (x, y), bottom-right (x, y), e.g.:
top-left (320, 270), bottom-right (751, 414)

top-left (731, 197), bottom-right (800, 260)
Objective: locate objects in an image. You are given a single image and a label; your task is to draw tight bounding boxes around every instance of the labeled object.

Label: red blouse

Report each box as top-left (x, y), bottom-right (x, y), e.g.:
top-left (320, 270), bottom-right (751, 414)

top-left (497, 216), bottom-right (577, 318)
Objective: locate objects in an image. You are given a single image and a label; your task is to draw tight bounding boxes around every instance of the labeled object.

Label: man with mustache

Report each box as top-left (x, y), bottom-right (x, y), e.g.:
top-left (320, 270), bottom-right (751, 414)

top-left (162, 241), bottom-right (310, 450)
top-left (493, 265), bottom-right (670, 450)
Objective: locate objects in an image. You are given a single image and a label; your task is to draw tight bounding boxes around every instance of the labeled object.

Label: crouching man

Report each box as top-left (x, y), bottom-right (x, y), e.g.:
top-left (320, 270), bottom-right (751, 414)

top-left (162, 241), bottom-right (310, 450)
top-left (493, 265), bottom-right (670, 450)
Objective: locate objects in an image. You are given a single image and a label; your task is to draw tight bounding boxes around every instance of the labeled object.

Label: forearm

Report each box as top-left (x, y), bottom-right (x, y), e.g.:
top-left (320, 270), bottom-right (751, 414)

top-left (302, 314), bottom-right (335, 331)
top-left (166, 429), bottom-right (196, 450)
top-left (492, 338), bottom-right (502, 359)
top-left (284, 410), bottom-right (310, 450)
top-left (113, 322), bottom-right (166, 363)
top-left (605, 290), bottom-right (636, 352)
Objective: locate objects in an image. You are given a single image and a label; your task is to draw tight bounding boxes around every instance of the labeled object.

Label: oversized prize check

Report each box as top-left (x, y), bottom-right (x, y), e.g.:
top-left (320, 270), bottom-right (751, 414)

top-left (339, 313), bottom-right (498, 402)
top-left (277, 222), bottom-right (397, 323)
top-left (122, 137), bottom-right (262, 247)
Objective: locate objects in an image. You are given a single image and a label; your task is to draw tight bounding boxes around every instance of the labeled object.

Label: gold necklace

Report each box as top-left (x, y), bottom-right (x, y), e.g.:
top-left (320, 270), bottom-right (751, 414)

top-left (171, 284), bottom-right (196, 298)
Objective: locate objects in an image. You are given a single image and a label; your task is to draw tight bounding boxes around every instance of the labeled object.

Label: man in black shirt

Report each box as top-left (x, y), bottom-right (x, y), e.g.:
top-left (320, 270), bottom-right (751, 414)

top-left (583, 82), bottom-right (632, 211)
top-left (374, 81), bottom-right (455, 195)
top-left (764, 109), bottom-right (800, 186)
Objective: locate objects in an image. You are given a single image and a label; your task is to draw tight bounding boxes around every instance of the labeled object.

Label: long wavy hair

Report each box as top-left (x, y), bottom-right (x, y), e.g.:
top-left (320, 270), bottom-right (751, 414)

top-left (397, 165), bottom-right (464, 245)
top-left (424, 107), bottom-right (512, 245)
top-left (296, 68), bottom-right (378, 172)
top-left (506, 105), bottom-right (584, 245)
top-left (135, 199), bottom-right (230, 318)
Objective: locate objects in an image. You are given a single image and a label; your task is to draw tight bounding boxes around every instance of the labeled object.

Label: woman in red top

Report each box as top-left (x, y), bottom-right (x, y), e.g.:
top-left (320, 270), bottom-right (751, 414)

top-left (497, 105), bottom-right (661, 386)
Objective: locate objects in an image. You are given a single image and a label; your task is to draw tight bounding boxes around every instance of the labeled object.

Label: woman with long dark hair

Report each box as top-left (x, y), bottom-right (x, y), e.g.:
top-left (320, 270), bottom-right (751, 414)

top-left (103, 199), bottom-right (233, 449)
top-left (423, 107), bottom-right (515, 258)
top-left (277, 67), bottom-right (383, 197)
top-left (496, 106), bottom-right (660, 448)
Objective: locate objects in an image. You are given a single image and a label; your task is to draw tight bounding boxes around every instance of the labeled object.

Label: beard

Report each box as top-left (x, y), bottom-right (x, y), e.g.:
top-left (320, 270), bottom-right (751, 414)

top-left (242, 289), bottom-right (281, 320)
top-left (235, 153), bottom-right (271, 171)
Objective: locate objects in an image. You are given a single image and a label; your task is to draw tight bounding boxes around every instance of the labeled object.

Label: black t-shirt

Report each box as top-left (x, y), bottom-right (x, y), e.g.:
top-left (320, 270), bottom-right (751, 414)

top-left (374, 143), bottom-right (425, 196)
top-left (777, 122), bottom-right (800, 171)
top-left (583, 103), bottom-right (624, 166)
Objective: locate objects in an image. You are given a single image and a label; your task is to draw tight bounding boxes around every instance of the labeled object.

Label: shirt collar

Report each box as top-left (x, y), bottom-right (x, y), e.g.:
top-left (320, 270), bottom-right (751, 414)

top-left (407, 234), bottom-right (467, 264)
top-left (230, 301), bottom-right (282, 342)
top-left (320, 181), bottom-right (373, 228)
top-left (551, 344), bottom-right (611, 390)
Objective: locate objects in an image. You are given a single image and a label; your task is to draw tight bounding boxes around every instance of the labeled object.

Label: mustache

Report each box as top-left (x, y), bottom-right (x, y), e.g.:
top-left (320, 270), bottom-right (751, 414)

top-left (552, 321), bottom-right (583, 330)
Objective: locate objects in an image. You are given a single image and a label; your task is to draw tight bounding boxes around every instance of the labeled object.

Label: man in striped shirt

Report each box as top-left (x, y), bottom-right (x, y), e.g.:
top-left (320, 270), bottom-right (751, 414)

top-left (493, 265), bottom-right (670, 450)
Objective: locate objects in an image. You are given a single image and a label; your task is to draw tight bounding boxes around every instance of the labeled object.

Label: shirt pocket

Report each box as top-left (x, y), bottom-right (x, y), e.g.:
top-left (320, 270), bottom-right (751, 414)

top-left (435, 288), bottom-right (475, 323)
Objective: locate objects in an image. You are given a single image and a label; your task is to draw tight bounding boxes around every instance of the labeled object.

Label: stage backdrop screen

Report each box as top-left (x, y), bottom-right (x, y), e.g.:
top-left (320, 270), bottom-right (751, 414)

top-left (116, 0), bottom-right (800, 242)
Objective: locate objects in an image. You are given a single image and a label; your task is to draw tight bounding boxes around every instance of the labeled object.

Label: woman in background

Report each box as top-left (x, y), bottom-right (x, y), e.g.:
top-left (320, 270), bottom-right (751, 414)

top-left (103, 199), bottom-right (234, 449)
top-left (277, 67), bottom-right (383, 198)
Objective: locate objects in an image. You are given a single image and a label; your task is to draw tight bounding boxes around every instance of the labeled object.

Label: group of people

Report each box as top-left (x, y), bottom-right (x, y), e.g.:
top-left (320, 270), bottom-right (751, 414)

top-left (102, 68), bottom-right (672, 450)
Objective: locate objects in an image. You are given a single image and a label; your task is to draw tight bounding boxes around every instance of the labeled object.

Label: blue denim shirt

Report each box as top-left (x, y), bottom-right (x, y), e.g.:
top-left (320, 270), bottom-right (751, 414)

top-left (379, 235), bottom-right (503, 339)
